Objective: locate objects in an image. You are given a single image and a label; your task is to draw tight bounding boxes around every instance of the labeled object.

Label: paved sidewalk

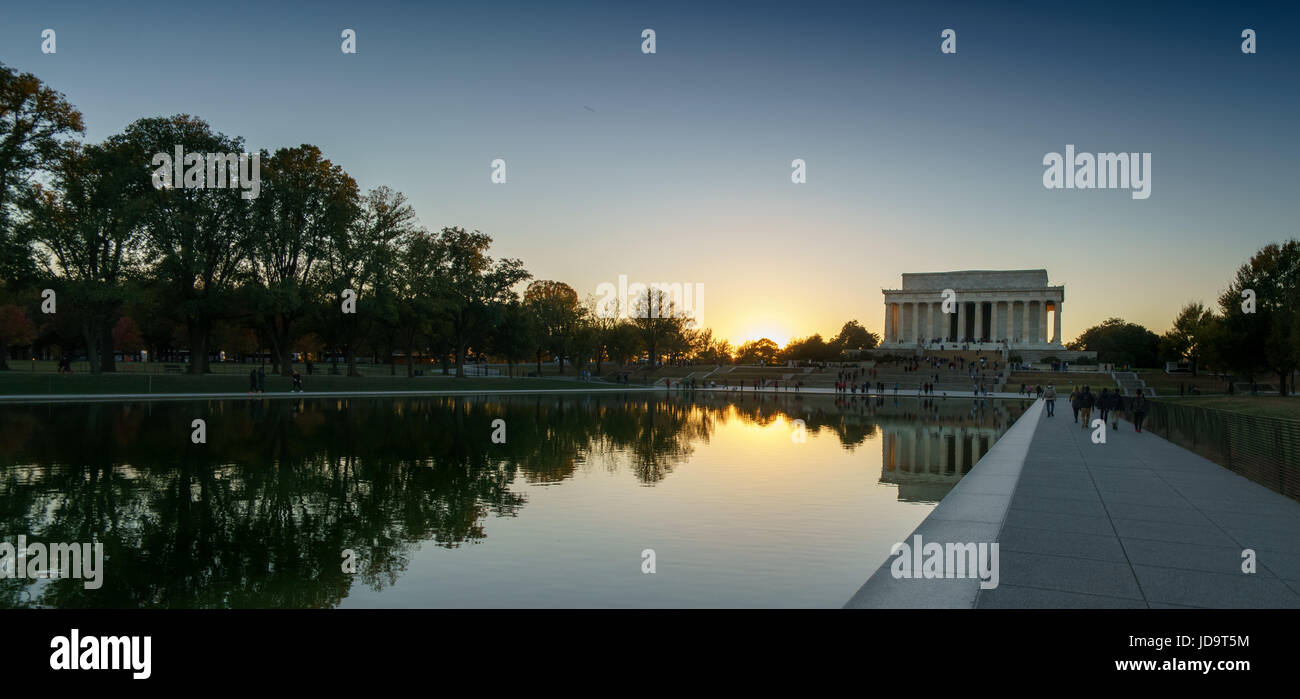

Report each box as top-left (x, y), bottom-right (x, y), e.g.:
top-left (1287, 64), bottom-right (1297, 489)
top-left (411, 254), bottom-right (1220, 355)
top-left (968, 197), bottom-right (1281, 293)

top-left (977, 402), bottom-right (1300, 608)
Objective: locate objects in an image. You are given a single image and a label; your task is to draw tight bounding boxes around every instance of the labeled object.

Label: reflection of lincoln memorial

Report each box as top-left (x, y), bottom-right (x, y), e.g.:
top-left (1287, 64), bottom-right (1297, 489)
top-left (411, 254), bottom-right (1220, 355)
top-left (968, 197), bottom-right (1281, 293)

top-left (878, 417), bottom-right (1006, 502)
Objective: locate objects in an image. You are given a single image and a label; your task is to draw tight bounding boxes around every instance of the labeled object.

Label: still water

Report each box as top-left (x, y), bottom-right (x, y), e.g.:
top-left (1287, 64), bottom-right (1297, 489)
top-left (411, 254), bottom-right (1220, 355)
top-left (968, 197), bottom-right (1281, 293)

top-left (0, 393), bottom-right (1029, 608)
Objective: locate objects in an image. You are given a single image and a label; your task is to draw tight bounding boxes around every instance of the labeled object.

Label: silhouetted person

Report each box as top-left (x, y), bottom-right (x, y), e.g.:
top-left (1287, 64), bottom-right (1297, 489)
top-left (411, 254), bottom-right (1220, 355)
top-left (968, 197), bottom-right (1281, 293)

top-left (1131, 393), bottom-right (1147, 432)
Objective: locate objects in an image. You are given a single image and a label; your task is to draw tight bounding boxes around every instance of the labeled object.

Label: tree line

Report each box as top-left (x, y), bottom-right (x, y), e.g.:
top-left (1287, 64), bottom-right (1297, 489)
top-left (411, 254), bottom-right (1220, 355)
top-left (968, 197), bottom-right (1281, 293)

top-left (0, 63), bottom-right (883, 378)
top-left (1066, 240), bottom-right (1300, 394)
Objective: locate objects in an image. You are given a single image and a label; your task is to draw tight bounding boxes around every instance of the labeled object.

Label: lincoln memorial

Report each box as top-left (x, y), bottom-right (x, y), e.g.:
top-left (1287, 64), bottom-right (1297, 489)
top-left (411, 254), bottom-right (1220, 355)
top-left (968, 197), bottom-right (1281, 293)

top-left (880, 270), bottom-right (1065, 350)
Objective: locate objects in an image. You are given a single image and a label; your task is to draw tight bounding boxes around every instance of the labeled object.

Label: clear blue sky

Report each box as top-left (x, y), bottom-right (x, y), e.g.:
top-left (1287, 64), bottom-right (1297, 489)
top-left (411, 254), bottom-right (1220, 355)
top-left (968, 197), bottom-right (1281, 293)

top-left (3, 0), bottom-right (1296, 344)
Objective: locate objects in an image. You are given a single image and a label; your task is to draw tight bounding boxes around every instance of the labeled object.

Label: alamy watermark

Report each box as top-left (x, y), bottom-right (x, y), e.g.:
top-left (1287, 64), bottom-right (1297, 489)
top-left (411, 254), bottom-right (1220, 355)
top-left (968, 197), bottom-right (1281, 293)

top-left (0, 535), bottom-right (104, 589)
top-left (50, 629), bottom-right (151, 680)
top-left (1043, 145), bottom-right (1151, 200)
top-left (889, 534), bottom-right (999, 589)
top-left (151, 146), bottom-right (261, 199)
top-left (595, 275), bottom-right (703, 328)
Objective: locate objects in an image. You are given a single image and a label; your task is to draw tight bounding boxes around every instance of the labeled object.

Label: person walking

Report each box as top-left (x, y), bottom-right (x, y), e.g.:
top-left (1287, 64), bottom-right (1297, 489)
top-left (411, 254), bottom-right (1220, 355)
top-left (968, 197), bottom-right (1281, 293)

top-left (1111, 392), bottom-right (1123, 430)
top-left (1044, 384), bottom-right (1056, 416)
top-left (1097, 387), bottom-right (1112, 425)
top-left (1069, 387), bottom-right (1081, 423)
top-left (1080, 386), bottom-right (1095, 428)
top-left (291, 369), bottom-right (303, 393)
top-left (1131, 392), bottom-right (1148, 433)
top-left (256, 365), bottom-right (266, 395)
top-left (249, 368), bottom-right (258, 395)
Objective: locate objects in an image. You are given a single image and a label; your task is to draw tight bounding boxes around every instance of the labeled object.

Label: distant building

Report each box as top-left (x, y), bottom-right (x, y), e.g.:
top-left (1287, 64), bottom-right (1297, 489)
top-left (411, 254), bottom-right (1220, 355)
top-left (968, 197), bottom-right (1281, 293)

top-left (880, 270), bottom-right (1065, 351)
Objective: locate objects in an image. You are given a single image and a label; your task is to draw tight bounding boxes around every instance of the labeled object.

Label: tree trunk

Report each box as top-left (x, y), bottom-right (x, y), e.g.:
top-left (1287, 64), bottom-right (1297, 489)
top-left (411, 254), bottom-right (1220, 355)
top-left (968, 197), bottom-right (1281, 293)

top-left (455, 342), bottom-right (467, 378)
top-left (191, 325), bottom-right (204, 374)
top-left (271, 314), bottom-right (293, 376)
top-left (265, 330), bottom-right (283, 376)
top-left (187, 317), bottom-right (213, 374)
top-left (99, 321), bottom-right (116, 373)
top-left (346, 345), bottom-right (359, 377)
top-left (280, 347), bottom-right (293, 377)
top-left (82, 321), bottom-right (102, 375)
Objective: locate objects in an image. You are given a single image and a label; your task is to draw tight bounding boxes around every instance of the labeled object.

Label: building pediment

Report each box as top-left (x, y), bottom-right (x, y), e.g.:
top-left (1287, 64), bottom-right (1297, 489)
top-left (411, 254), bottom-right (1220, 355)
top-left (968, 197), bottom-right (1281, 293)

top-left (899, 270), bottom-right (1049, 291)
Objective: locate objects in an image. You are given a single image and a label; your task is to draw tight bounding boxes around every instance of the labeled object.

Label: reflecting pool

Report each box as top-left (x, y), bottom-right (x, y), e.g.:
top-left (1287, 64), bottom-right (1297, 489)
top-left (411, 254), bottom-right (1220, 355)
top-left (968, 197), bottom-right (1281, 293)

top-left (0, 393), bottom-right (1031, 608)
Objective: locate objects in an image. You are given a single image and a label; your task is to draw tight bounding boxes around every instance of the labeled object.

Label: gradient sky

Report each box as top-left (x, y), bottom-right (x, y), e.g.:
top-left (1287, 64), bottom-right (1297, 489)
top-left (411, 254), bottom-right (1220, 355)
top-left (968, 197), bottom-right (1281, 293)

top-left (3, 1), bottom-right (1296, 346)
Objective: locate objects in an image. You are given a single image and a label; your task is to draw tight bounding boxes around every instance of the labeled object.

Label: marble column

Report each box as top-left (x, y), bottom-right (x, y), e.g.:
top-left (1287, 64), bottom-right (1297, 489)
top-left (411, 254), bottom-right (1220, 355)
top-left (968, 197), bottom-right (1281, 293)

top-left (1054, 300), bottom-right (1063, 345)
top-left (931, 301), bottom-right (941, 344)
top-left (911, 301), bottom-right (920, 344)
top-left (957, 300), bottom-right (966, 342)
top-left (1039, 300), bottom-right (1049, 344)
top-left (974, 300), bottom-right (984, 343)
top-left (1021, 300), bottom-right (1029, 345)
top-left (940, 432), bottom-right (950, 473)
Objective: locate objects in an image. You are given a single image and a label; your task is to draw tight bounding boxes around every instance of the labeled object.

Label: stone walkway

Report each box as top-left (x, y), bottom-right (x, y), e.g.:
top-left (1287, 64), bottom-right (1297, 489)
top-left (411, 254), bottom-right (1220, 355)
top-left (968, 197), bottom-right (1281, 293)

top-left (977, 402), bottom-right (1300, 608)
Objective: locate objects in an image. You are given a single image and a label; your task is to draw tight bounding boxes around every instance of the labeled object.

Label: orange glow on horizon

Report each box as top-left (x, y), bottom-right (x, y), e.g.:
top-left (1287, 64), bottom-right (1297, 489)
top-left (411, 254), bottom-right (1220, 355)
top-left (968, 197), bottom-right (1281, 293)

top-left (737, 328), bottom-right (791, 348)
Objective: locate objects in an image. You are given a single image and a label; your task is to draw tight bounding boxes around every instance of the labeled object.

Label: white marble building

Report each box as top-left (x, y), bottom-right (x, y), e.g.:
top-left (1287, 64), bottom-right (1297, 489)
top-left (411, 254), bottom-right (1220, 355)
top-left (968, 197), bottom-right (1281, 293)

top-left (880, 270), bottom-right (1065, 350)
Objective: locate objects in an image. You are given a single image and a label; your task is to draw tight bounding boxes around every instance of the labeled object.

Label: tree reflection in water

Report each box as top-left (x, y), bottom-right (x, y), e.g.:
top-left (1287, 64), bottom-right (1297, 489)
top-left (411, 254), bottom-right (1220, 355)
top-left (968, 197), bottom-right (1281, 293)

top-left (0, 393), bottom-right (1025, 608)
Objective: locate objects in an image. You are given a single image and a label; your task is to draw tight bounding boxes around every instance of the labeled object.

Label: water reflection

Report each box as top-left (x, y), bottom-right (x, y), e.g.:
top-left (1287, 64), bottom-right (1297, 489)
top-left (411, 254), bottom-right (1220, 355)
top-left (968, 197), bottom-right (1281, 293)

top-left (0, 394), bottom-right (1028, 608)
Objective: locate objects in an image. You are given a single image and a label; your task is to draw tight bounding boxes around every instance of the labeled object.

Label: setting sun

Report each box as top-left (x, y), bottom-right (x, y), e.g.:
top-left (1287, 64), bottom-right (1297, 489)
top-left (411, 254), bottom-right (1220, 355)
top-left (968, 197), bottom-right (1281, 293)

top-left (739, 326), bottom-right (791, 348)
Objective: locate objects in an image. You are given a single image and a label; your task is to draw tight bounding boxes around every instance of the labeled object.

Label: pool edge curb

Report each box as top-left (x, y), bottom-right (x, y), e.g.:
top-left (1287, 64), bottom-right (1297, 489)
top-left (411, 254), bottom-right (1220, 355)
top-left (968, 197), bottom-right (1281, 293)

top-left (843, 399), bottom-right (1046, 609)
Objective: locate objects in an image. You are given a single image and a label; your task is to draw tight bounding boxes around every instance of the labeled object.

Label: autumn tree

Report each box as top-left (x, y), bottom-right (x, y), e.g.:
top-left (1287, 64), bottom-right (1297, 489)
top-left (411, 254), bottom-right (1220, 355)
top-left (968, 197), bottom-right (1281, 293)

top-left (1158, 302), bottom-right (1215, 375)
top-left (1212, 240), bottom-right (1300, 394)
top-left (524, 280), bottom-right (580, 375)
top-left (22, 140), bottom-right (144, 373)
top-left (0, 62), bottom-right (85, 286)
top-left (433, 227), bottom-right (530, 377)
top-left (0, 304), bottom-right (37, 369)
top-left (321, 186), bottom-right (415, 376)
top-left (736, 338), bottom-right (779, 365)
top-left (248, 144), bottom-right (359, 375)
top-left (118, 115), bottom-right (251, 374)
top-left (629, 286), bottom-right (689, 367)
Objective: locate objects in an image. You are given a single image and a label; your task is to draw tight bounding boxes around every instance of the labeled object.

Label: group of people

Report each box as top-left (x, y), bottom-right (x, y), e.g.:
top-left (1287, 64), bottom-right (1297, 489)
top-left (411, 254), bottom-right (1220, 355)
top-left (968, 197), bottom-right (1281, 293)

top-left (712, 378), bottom-right (805, 393)
top-left (248, 366), bottom-right (305, 394)
top-left (1038, 384), bottom-right (1148, 432)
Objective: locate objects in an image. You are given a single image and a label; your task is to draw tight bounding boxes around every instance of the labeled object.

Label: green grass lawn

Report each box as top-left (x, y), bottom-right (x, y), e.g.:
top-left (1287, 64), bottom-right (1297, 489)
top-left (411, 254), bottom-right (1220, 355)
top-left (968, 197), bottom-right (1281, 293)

top-left (1134, 369), bottom-right (1233, 395)
top-left (1008, 371), bottom-right (1119, 392)
top-left (1159, 395), bottom-right (1300, 421)
top-left (0, 370), bottom-right (617, 396)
